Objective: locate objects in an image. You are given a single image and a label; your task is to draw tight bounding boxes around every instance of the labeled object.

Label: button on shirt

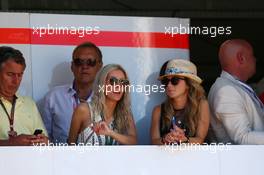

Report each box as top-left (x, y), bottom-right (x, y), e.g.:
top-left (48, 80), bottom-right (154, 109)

top-left (0, 95), bottom-right (47, 139)
top-left (40, 84), bottom-right (92, 143)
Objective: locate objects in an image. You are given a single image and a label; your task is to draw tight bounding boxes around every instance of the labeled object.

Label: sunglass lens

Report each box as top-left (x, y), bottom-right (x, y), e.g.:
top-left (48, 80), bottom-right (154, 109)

top-left (161, 78), bottom-right (169, 86)
top-left (73, 59), bottom-right (82, 66)
top-left (171, 77), bottom-right (180, 85)
top-left (109, 77), bottom-right (119, 85)
top-left (88, 59), bottom-right (97, 67)
top-left (121, 80), bottom-right (129, 86)
top-left (73, 58), bottom-right (97, 67)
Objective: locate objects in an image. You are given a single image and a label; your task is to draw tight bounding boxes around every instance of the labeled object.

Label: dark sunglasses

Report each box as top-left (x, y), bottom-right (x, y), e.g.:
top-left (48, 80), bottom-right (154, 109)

top-left (161, 76), bottom-right (185, 86)
top-left (73, 58), bottom-right (97, 67)
top-left (109, 77), bottom-right (129, 86)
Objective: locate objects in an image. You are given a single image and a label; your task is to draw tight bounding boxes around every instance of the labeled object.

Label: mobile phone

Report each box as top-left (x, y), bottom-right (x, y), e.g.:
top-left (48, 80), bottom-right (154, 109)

top-left (33, 129), bottom-right (43, 135)
top-left (171, 116), bottom-right (184, 129)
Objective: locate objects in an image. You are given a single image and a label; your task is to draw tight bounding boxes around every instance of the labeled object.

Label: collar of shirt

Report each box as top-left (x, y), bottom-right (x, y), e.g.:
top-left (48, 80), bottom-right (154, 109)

top-left (221, 71), bottom-right (240, 82)
top-left (0, 93), bottom-right (24, 107)
top-left (66, 83), bottom-right (92, 103)
top-left (67, 84), bottom-right (78, 98)
top-left (221, 70), bottom-right (256, 89)
top-left (0, 93), bottom-right (25, 111)
top-left (221, 71), bottom-right (264, 109)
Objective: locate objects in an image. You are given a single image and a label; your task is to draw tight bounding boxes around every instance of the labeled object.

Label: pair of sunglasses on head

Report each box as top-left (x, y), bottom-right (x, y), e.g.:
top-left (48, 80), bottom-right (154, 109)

top-left (73, 58), bottom-right (97, 67)
top-left (161, 76), bottom-right (185, 86)
top-left (109, 76), bottom-right (129, 86)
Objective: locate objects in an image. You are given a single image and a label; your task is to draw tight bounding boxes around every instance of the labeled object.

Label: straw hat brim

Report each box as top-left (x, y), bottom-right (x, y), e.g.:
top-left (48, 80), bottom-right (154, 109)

top-left (159, 73), bottom-right (202, 84)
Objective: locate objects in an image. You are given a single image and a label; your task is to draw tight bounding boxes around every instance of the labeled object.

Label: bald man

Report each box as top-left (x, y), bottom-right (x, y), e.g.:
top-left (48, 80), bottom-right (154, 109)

top-left (208, 39), bottom-right (264, 144)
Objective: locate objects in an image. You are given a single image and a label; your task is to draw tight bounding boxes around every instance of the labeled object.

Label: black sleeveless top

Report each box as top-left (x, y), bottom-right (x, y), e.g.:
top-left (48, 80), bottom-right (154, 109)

top-left (159, 103), bottom-right (190, 138)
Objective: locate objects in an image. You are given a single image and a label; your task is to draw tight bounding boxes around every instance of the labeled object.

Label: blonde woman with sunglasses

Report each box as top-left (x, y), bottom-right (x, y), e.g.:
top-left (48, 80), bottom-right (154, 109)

top-left (68, 64), bottom-right (137, 145)
top-left (151, 59), bottom-right (210, 145)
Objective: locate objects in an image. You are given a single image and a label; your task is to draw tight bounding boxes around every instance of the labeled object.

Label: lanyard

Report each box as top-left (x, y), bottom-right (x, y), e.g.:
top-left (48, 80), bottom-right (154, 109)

top-left (0, 96), bottom-right (17, 132)
top-left (226, 71), bottom-right (264, 110)
top-left (237, 80), bottom-right (264, 110)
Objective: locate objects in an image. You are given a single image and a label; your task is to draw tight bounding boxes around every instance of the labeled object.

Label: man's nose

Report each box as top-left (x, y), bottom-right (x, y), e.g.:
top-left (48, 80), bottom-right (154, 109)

top-left (81, 63), bottom-right (89, 68)
top-left (12, 75), bottom-right (21, 85)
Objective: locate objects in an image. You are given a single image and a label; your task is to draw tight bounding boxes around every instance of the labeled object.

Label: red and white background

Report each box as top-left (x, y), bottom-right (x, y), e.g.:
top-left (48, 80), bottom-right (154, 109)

top-left (0, 12), bottom-right (189, 144)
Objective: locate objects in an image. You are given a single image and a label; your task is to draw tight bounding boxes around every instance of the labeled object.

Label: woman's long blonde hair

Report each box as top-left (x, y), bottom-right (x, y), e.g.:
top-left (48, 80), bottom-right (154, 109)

top-left (162, 78), bottom-right (205, 136)
top-left (91, 64), bottom-right (133, 134)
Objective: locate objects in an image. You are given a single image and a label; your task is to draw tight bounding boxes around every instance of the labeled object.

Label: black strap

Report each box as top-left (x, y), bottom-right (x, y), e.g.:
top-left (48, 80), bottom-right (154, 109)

top-left (0, 96), bottom-right (17, 131)
top-left (159, 103), bottom-right (169, 137)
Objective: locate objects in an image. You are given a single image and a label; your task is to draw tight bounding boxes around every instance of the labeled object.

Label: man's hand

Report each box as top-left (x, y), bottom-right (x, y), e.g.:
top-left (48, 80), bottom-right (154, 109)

top-left (8, 134), bottom-right (49, 146)
top-left (9, 134), bottom-right (36, 146)
top-left (32, 134), bottom-right (49, 146)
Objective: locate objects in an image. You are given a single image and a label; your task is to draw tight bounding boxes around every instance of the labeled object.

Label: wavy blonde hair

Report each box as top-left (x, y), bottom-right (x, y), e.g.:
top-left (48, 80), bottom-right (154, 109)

top-left (161, 78), bottom-right (205, 137)
top-left (91, 64), bottom-right (133, 134)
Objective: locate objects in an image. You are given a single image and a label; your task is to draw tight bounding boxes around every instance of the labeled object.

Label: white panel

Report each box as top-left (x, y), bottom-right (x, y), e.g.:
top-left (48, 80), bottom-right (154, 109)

top-left (220, 145), bottom-right (264, 175)
top-left (0, 12), bottom-right (29, 28)
top-left (1, 146), bottom-right (263, 175)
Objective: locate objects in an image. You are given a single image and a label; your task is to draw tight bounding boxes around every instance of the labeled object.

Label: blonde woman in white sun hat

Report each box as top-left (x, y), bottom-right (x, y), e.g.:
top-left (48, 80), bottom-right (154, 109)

top-left (150, 59), bottom-right (210, 145)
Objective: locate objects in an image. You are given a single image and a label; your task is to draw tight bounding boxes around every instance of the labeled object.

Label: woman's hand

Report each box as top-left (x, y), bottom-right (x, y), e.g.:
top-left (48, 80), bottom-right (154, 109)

top-left (162, 132), bottom-right (176, 144)
top-left (163, 125), bottom-right (188, 144)
top-left (171, 126), bottom-right (188, 143)
top-left (93, 121), bottom-right (113, 136)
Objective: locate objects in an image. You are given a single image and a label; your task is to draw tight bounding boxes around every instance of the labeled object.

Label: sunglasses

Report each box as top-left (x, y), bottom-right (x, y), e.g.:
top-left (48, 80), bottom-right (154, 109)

top-left (109, 77), bottom-right (129, 86)
top-left (73, 58), bottom-right (97, 67)
top-left (161, 76), bottom-right (185, 86)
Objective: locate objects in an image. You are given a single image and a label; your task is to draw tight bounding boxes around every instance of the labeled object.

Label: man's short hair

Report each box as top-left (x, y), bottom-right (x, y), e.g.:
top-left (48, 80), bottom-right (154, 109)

top-left (0, 46), bottom-right (26, 69)
top-left (72, 42), bottom-right (103, 63)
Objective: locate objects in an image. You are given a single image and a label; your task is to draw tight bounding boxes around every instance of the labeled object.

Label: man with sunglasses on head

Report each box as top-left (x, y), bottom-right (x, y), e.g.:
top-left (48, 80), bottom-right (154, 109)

top-left (40, 42), bottom-right (103, 143)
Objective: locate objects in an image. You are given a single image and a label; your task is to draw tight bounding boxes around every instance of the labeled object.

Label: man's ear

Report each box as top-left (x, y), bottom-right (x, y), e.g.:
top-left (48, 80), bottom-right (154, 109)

top-left (237, 52), bottom-right (245, 64)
